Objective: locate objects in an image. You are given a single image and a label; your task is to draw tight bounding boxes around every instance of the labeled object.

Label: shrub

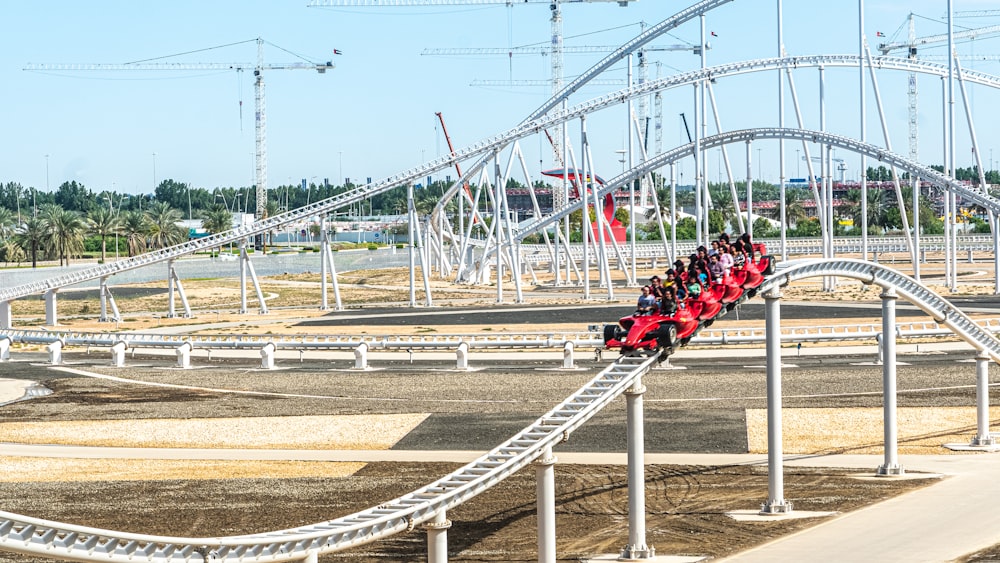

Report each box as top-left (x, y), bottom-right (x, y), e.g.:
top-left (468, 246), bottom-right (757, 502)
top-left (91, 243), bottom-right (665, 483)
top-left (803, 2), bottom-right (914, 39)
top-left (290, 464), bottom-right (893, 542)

top-left (367, 243), bottom-right (379, 251)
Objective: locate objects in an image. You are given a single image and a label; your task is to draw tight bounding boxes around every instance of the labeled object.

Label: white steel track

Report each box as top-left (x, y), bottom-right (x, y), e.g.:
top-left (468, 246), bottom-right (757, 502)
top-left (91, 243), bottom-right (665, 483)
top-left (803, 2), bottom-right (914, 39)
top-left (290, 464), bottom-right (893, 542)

top-left (0, 259), bottom-right (997, 561)
top-left (3, 53), bottom-right (997, 304)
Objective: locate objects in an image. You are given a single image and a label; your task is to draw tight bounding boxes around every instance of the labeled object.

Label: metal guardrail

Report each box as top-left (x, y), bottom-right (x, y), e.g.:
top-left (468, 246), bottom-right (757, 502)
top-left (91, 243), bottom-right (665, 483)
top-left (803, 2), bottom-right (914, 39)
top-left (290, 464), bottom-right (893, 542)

top-left (3, 317), bottom-right (999, 355)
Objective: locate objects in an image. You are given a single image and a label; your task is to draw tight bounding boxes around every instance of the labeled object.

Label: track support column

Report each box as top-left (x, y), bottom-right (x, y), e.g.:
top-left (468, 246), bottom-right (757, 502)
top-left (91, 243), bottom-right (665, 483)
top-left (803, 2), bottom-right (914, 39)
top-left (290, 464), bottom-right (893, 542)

top-left (535, 446), bottom-right (557, 563)
top-left (425, 509), bottom-right (451, 563)
top-left (972, 352), bottom-right (996, 447)
top-left (99, 276), bottom-right (110, 322)
top-left (761, 287), bottom-right (792, 514)
top-left (354, 342), bottom-right (369, 370)
top-left (0, 301), bottom-right (10, 329)
top-left (44, 289), bottom-right (58, 326)
top-left (562, 341), bottom-right (575, 369)
top-left (260, 342), bottom-right (276, 370)
top-left (0, 337), bottom-right (9, 362)
top-left (877, 287), bottom-right (904, 476)
top-left (111, 341), bottom-right (127, 368)
top-left (621, 377), bottom-right (654, 559)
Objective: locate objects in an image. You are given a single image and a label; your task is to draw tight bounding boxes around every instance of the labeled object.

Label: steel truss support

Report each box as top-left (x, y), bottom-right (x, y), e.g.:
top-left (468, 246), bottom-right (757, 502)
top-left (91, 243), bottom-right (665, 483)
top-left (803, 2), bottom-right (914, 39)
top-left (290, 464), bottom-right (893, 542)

top-left (319, 216), bottom-right (343, 311)
top-left (877, 287), bottom-right (904, 476)
top-left (621, 377), bottom-right (654, 559)
top-left (953, 55), bottom-right (1000, 295)
top-left (761, 287), bottom-right (792, 514)
top-left (705, 79), bottom-right (744, 234)
top-left (864, 44), bottom-right (915, 267)
top-left (239, 241), bottom-right (268, 315)
top-left (99, 277), bottom-right (122, 323)
top-left (167, 260), bottom-right (192, 319)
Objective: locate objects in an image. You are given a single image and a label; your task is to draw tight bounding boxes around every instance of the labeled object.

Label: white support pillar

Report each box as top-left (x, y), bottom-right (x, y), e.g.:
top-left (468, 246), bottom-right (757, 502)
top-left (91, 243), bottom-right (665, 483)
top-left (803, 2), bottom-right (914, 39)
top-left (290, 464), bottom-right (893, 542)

top-left (877, 287), bottom-right (904, 476)
top-left (239, 240), bottom-right (249, 314)
top-left (620, 377), bottom-right (654, 559)
top-left (176, 342), bottom-right (192, 369)
top-left (260, 342), bottom-right (276, 370)
top-left (535, 446), bottom-right (557, 563)
top-left (0, 337), bottom-right (10, 362)
top-left (354, 341), bottom-right (369, 370)
top-left (301, 552), bottom-right (318, 563)
top-left (972, 352), bottom-right (995, 447)
top-left (167, 259), bottom-right (177, 318)
top-left (425, 509), bottom-right (451, 563)
top-left (456, 341), bottom-right (470, 371)
top-left (320, 216), bottom-right (330, 311)
top-left (47, 339), bottom-right (63, 365)
top-left (44, 289), bottom-right (58, 326)
top-left (99, 277), bottom-right (110, 322)
top-left (761, 287), bottom-right (792, 514)
top-left (0, 301), bottom-right (10, 329)
top-left (562, 341), bottom-right (575, 369)
top-left (110, 341), bottom-right (127, 368)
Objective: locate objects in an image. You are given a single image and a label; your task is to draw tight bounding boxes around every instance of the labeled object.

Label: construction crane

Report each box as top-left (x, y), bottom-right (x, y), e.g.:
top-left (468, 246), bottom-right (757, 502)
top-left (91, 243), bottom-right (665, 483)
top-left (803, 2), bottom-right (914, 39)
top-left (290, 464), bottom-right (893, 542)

top-left (24, 38), bottom-right (334, 231)
top-left (309, 0), bottom-right (636, 161)
top-left (877, 19), bottom-right (1000, 162)
top-left (952, 10), bottom-right (1000, 18)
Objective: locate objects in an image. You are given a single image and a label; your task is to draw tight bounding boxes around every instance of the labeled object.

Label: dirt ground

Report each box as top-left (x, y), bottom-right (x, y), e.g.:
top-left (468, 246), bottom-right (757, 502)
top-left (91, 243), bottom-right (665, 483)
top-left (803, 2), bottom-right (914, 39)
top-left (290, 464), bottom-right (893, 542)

top-left (1, 259), bottom-right (998, 561)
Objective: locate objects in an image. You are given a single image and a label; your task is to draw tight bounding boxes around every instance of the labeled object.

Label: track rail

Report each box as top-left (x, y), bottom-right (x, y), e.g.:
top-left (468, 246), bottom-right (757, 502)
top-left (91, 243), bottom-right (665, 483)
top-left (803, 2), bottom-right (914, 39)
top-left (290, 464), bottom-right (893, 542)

top-left (0, 353), bottom-right (660, 562)
top-left (0, 259), bottom-right (996, 562)
top-left (4, 53), bottom-right (997, 303)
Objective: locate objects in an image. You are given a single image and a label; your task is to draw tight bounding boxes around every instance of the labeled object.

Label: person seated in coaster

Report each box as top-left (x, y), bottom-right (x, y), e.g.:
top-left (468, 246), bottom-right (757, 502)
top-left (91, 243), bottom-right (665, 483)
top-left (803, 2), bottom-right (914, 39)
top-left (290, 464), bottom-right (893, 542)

top-left (660, 285), bottom-right (678, 315)
top-left (636, 285), bottom-right (657, 315)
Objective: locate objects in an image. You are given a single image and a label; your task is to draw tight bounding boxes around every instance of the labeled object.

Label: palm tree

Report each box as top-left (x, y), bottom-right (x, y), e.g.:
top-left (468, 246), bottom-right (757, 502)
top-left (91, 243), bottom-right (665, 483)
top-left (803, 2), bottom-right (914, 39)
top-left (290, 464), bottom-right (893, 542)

top-left (121, 210), bottom-right (150, 257)
top-left (0, 207), bottom-right (15, 243)
top-left (783, 189), bottom-right (809, 228)
top-left (87, 207), bottom-right (121, 264)
top-left (145, 201), bottom-right (186, 250)
top-left (201, 204), bottom-right (233, 255)
top-left (14, 216), bottom-right (45, 268)
top-left (39, 204), bottom-right (86, 267)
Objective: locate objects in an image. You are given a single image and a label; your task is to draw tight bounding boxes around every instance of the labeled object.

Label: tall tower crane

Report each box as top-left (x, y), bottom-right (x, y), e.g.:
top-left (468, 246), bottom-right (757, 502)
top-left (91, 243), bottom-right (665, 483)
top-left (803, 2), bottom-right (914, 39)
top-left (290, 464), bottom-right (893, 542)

top-left (24, 38), bottom-right (334, 226)
top-left (309, 0), bottom-right (637, 160)
top-left (877, 20), bottom-right (1000, 162)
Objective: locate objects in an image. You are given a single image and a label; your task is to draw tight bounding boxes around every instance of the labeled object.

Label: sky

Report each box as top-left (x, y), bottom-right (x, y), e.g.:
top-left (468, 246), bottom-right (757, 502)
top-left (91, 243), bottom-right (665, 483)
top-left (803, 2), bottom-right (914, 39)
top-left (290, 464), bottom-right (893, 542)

top-left (3, 0), bottom-right (1000, 199)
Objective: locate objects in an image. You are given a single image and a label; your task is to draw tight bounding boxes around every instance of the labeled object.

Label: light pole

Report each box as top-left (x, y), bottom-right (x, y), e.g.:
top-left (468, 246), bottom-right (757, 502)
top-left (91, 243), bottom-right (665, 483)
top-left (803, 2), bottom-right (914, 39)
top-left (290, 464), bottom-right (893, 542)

top-left (795, 149), bottom-right (800, 177)
top-left (338, 151), bottom-right (343, 188)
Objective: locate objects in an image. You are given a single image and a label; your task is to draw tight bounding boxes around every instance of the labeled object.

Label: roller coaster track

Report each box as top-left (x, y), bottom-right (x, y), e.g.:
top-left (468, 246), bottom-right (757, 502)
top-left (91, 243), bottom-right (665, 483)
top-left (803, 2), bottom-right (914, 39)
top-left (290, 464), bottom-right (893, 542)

top-left (1, 258), bottom-right (998, 561)
top-left (4, 51), bottom-right (999, 304)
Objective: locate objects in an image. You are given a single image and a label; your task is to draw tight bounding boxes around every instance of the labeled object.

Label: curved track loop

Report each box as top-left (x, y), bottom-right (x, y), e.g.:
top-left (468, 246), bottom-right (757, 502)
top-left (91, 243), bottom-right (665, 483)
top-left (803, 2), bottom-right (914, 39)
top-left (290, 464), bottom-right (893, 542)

top-left (514, 128), bottom-right (1000, 241)
top-left (0, 259), bottom-right (997, 561)
top-left (763, 259), bottom-right (1000, 362)
top-left (4, 51), bottom-right (996, 303)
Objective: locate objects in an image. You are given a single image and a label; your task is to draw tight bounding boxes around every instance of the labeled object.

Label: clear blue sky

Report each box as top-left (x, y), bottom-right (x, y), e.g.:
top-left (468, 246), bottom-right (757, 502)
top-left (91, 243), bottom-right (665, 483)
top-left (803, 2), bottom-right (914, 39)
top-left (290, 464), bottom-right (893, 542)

top-left (3, 0), bottom-right (999, 198)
